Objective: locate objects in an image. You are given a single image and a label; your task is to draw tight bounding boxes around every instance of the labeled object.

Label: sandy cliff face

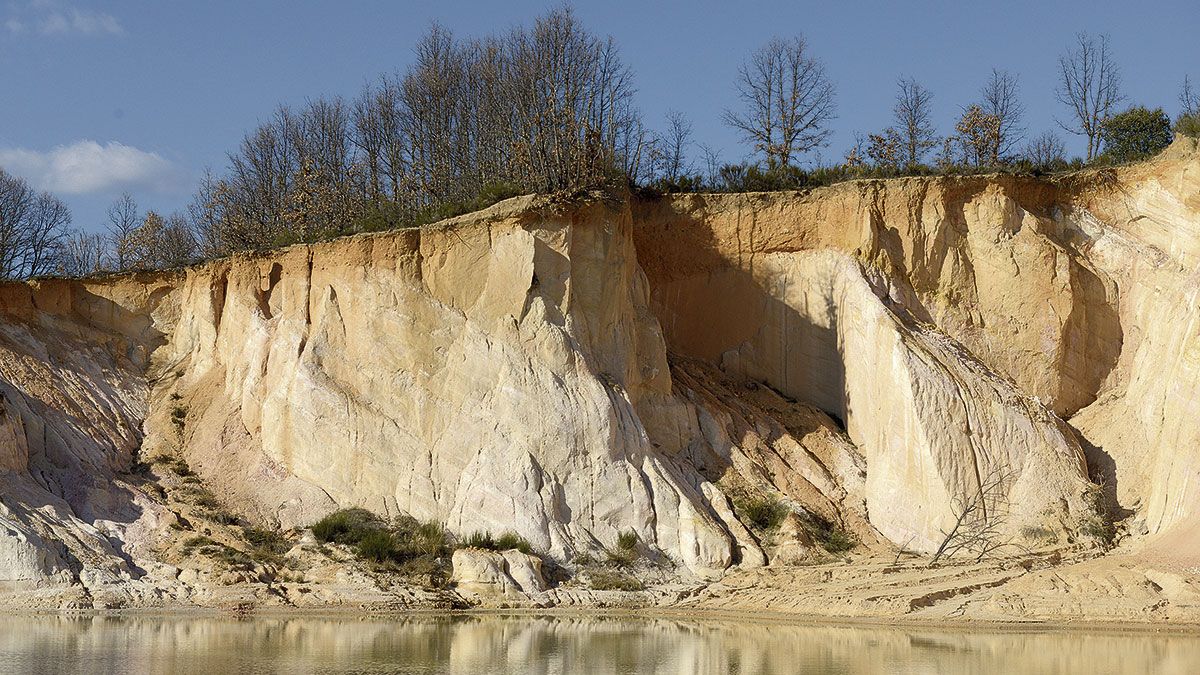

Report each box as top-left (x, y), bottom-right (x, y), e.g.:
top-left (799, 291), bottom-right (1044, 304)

top-left (1064, 141), bottom-right (1200, 546)
top-left (0, 277), bottom-right (172, 595)
top-left (635, 137), bottom-right (1200, 554)
top-left (146, 195), bottom-right (759, 576)
top-left (633, 193), bottom-right (1101, 552)
top-left (0, 140), bottom-right (1196, 610)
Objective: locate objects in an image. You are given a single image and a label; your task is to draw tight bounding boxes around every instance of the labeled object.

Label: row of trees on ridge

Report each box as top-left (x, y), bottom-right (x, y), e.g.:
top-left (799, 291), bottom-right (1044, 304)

top-left (1, 9), bottom-right (1197, 279)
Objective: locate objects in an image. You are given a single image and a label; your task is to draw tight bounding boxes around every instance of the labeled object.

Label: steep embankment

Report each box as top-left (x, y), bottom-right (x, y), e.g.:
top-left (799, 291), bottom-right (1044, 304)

top-left (144, 194), bottom-right (757, 576)
top-left (0, 139), bottom-right (1196, 619)
top-left (635, 138), bottom-right (1200, 555)
top-left (633, 138), bottom-right (1200, 620)
top-left (0, 275), bottom-right (173, 602)
top-left (634, 181), bottom-right (1107, 552)
top-left (0, 193), bottom-right (870, 608)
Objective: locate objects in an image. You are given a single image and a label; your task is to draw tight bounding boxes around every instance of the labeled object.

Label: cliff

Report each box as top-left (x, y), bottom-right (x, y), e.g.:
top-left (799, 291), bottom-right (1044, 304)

top-left (0, 138), bottom-right (1197, 619)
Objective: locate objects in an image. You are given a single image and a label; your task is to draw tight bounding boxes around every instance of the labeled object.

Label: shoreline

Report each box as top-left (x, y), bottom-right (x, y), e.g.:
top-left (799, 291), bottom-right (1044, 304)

top-left (8, 604), bottom-right (1199, 636)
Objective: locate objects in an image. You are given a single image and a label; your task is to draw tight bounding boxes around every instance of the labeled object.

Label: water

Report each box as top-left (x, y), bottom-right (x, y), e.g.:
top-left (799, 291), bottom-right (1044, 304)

top-left (0, 613), bottom-right (1196, 674)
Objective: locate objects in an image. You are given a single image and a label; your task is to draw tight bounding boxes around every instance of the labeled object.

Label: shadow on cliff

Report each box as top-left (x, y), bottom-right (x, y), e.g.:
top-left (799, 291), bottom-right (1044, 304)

top-left (630, 204), bottom-right (866, 541)
top-left (632, 193), bottom-right (1130, 547)
top-left (631, 200), bottom-right (854, 424)
top-left (0, 281), bottom-right (172, 578)
top-left (1068, 428), bottom-right (1134, 524)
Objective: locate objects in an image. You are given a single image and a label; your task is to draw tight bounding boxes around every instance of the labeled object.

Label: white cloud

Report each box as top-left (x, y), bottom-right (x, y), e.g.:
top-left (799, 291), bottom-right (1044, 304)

top-left (4, 2), bottom-right (122, 36)
top-left (39, 8), bottom-right (122, 35)
top-left (0, 141), bottom-right (186, 195)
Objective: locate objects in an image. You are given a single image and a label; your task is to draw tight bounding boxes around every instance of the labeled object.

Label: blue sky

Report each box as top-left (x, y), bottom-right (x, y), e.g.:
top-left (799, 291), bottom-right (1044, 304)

top-left (1, 0), bottom-right (1197, 233)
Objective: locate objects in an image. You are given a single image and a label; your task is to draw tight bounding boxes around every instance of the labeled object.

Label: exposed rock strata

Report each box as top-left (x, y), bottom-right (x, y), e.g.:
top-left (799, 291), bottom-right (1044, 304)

top-left (0, 139), bottom-right (1195, 620)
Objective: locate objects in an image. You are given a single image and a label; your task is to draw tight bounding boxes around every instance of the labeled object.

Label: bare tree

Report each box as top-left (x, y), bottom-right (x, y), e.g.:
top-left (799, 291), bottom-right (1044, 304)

top-left (352, 76), bottom-right (408, 204)
top-left (981, 69), bottom-right (1025, 160)
top-left (402, 23), bottom-right (469, 205)
top-left (502, 9), bottom-right (644, 190)
top-left (58, 231), bottom-right (110, 276)
top-left (190, 8), bottom-right (651, 258)
top-left (1023, 131), bottom-right (1067, 167)
top-left (843, 133), bottom-right (866, 170)
top-left (106, 192), bottom-right (140, 271)
top-left (698, 143), bottom-right (723, 188)
top-left (723, 36), bottom-right (836, 167)
top-left (21, 193), bottom-right (71, 275)
top-left (1182, 75), bottom-right (1199, 117)
top-left (127, 211), bottom-right (197, 269)
top-left (930, 467), bottom-right (1013, 564)
top-left (1056, 32), bottom-right (1125, 160)
top-left (158, 213), bottom-right (199, 268)
top-left (893, 77), bottom-right (937, 166)
top-left (0, 168), bottom-right (72, 279)
top-left (655, 110), bottom-right (694, 182)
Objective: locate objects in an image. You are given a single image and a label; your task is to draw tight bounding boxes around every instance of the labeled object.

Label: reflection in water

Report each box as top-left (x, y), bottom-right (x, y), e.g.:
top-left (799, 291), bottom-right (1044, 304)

top-left (0, 613), bottom-right (1196, 674)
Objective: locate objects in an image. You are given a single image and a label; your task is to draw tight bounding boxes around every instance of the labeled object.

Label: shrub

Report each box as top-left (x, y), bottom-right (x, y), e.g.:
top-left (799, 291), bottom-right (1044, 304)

top-left (616, 530), bottom-right (639, 552)
top-left (461, 530), bottom-right (534, 554)
top-left (243, 526), bottom-right (291, 556)
top-left (494, 531), bottom-right (534, 555)
top-left (644, 173), bottom-right (708, 194)
top-left (1020, 525), bottom-right (1058, 543)
top-left (170, 405), bottom-right (187, 431)
top-left (1100, 106), bottom-right (1174, 163)
top-left (819, 527), bottom-right (859, 553)
top-left (735, 494), bottom-right (790, 532)
top-left (179, 484), bottom-right (220, 510)
top-left (605, 530), bottom-right (641, 567)
top-left (588, 569), bottom-right (645, 592)
top-left (357, 530), bottom-right (399, 563)
top-left (311, 508), bottom-right (383, 545)
top-left (168, 458), bottom-right (195, 477)
top-left (461, 531), bottom-right (496, 550)
top-left (717, 162), bottom-right (814, 192)
top-left (181, 535), bottom-right (215, 555)
top-left (1080, 514), bottom-right (1115, 545)
top-left (406, 519), bottom-right (451, 557)
top-left (1176, 113), bottom-right (1200, 138)
top-left (792, 511), bottom-right (859, 554)
top-left (211, 545), bottom-right (254, 570)
top-left (388, 182), bottom-right (525, 232)
top-left (206, 509), bottom-right (242, 526)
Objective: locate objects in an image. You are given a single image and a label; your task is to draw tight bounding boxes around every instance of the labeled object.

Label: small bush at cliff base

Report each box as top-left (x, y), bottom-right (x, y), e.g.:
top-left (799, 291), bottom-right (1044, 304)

top-left (494, 531), bottom-right (534, 554)
top-left (616, 530), bottom-right (639, 551)
top-left (462, 530), bottom-right (534, 555)
top-left (242, 526), bottom-right (292, 565)
top-left (588, 569), bottom-right (645, 592)
top-left (356, 530), bottom-right (400, 563)
top-left (311, 508), bottom-right (383, 545)
top-left (819, 528), bottom-right (859, 553)
top-left (734, 494), bottom-right (790, 532)
top-left (1080, 514), bottom-right (1115, 545)
top-left (607, 530), bottom-right (641, 567)
top-left (462, 531), bottom-right (495, 550)
top-left (311, 509), bottom-right (454, 585)
top-left (794, 511), bottom-right (859, 554)
top-left (397, 517), bottom-right (451, 557)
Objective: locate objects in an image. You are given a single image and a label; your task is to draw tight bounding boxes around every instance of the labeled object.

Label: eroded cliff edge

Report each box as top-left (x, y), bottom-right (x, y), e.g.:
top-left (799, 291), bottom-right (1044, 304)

top-left (0, 138), bottom-right (1197, 620)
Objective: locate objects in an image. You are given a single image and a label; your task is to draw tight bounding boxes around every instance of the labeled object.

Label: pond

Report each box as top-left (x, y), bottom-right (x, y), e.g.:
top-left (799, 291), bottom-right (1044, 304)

top-left (0, 613), bottom-right (1196, 674)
